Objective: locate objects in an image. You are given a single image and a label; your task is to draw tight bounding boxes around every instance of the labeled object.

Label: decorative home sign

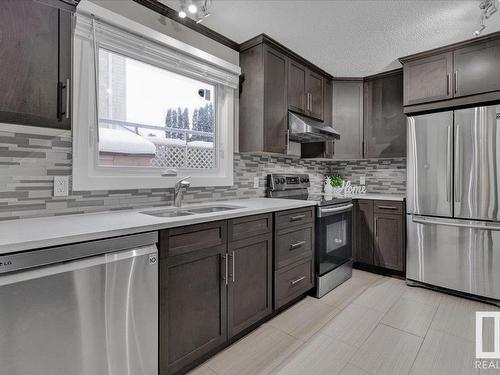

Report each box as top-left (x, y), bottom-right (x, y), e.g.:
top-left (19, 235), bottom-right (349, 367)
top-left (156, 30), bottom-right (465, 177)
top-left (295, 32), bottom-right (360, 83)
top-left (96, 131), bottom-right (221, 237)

top-left (332, 180), bottom-right (367, 196)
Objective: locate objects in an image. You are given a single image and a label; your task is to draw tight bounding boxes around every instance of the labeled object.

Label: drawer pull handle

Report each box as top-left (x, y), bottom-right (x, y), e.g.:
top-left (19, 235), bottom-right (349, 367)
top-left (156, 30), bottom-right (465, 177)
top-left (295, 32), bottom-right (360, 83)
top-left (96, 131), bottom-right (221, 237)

top-left (290, 214), bottom-right (306, 221)
top-left (290, 241), bottom-right (306, 250)
top-left (377, 205), bottom-right (398, 210)
top-left (290, 276), bottom-right (306, 286)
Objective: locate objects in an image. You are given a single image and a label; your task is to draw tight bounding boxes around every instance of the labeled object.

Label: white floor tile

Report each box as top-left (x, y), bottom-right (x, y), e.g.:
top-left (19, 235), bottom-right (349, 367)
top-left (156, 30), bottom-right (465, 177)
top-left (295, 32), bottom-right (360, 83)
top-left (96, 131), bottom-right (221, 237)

top-left (354, 277), bottom-right (406, 313)
top-left (381, 296), bottom-right (437, 337)
top-left (350, 324), bottom-right (423, 375)
top-left (339, 364), bottom-right (372, 375)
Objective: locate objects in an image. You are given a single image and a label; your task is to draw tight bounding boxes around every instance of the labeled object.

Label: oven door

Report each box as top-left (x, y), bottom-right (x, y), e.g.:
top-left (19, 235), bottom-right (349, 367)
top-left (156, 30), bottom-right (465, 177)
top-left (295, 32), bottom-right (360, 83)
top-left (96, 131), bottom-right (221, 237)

top-left (316, 204), bottom-right (353, 276)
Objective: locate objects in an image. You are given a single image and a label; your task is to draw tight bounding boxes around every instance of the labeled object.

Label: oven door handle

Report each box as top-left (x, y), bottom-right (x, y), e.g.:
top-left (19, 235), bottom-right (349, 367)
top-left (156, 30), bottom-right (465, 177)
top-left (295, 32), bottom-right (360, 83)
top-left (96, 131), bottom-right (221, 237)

top-left (318, 203), bottom-right (353, 217)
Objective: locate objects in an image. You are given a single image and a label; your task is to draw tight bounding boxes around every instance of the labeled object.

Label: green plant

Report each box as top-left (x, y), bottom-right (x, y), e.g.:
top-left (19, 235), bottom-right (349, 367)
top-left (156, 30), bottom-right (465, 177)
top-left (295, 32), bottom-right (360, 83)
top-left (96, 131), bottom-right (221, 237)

top-left (330, 175), bottom-right (343, 188)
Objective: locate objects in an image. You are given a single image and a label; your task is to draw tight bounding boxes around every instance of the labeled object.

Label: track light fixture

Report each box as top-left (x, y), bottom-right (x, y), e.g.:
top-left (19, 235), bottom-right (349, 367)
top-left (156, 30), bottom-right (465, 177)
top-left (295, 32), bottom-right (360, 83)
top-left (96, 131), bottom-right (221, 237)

top-left (178, 0), bottom-right (212, 24)
top-left (474, 0), bottom-right (498, 36)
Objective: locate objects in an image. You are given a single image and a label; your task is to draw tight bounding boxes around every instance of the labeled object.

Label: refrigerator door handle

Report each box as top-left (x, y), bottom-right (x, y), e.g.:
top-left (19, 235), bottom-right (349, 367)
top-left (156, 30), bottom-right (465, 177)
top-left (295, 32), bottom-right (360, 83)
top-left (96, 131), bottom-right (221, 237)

top-left (454, 123), bottom-right (461, 202)
top-left (412, 216), bottom-right (500, 231)
top-left (446, 125), bottom-right (452, 203)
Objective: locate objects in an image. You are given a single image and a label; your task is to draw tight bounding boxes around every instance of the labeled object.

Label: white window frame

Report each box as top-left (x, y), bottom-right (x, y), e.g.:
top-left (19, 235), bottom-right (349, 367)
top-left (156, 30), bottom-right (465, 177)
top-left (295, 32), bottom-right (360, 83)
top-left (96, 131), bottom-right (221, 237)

top-left (72, 1), bottom-right (240, 190)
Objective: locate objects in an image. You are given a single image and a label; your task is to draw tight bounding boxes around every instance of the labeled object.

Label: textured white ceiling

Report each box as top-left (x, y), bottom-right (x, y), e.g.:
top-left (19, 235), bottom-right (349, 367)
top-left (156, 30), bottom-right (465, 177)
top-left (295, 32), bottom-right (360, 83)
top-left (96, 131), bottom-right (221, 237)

top-left (161, 0), bottom-right (500, 77)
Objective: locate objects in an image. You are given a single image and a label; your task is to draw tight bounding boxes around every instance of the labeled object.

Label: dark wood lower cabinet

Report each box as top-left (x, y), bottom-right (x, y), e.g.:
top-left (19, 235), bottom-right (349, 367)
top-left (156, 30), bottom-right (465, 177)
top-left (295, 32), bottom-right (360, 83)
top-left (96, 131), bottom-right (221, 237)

top-left (374, 213), bottom-right (405, 271)
top-left (160, 244), bottom-right (228, 375)
top-left (353, 199), bottom-right (405, 274)
top-left (228, 234), bottom-right (273, 338)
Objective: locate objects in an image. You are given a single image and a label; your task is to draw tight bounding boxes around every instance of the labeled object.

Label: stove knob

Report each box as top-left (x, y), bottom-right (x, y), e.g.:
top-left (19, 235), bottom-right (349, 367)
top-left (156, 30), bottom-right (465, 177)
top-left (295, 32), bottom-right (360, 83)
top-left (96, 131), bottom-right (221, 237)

top-left (305, 178), bottom-right (310, 183)
top-left (280, 177), bottom-right (286, 184)
top-left (274, 178), bottom-right (280, 185)
top-left (300, 177), bottom-right (306, 183)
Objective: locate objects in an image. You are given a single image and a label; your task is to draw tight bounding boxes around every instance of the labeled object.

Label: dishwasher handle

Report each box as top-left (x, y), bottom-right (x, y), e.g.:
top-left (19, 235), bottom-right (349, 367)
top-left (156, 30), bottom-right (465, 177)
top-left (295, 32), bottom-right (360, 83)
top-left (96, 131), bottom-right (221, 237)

top-left (0, 245), bottom-right (157, 286)
top-left (0, 232), bottom-right (158, 275)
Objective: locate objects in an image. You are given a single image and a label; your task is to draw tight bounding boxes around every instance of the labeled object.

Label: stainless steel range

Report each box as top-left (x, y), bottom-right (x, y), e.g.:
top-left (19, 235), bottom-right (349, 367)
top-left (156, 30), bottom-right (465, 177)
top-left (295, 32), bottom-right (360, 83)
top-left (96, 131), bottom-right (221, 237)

top-left (267, 173), bottom-right (353, 298)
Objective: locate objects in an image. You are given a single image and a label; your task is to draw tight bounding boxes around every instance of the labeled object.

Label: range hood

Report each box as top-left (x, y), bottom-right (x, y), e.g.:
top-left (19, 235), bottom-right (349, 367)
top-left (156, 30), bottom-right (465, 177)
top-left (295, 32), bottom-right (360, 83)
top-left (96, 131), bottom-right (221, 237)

top-left (288, 112), bottom-right (340, 143)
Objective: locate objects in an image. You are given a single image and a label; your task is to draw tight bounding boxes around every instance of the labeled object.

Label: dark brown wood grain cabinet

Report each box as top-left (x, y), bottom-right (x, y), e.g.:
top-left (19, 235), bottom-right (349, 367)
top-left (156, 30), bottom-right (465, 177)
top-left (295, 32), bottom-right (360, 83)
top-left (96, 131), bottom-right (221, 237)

top-left (453, 38), bottom-right (500, 98)
top-left (363, 70), bottom-right (406, 158)
top-left (353, 200), bottom-right (374, 265)
top-left (353, 199), bottom-right (405, 273)
top-left (307, 70), bottom-right (324, 121)
top-left (0, 0), bottom-right (73, 129)
top-left (288, 60), bottom-right (308, 114)
top-left (402, 52), bottom-right (453, 106)
top-left (239, 43), bottom-right (288, 153)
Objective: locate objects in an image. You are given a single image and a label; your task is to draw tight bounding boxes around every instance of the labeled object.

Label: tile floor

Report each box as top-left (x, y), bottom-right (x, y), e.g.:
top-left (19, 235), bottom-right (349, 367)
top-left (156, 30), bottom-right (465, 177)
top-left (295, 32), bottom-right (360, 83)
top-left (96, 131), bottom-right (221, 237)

top-left (189, 270), bottom-right (500, 375)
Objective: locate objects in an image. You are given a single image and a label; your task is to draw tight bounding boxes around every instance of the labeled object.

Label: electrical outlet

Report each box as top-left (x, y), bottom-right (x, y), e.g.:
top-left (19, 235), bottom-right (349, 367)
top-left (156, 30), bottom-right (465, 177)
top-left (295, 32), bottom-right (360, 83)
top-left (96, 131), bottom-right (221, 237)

top-left (359, 176), bottom-right (366, 186)
top-left (253, 177), bottom-right (260, 188)
top-left (54, 176), bottom-right (69, 197)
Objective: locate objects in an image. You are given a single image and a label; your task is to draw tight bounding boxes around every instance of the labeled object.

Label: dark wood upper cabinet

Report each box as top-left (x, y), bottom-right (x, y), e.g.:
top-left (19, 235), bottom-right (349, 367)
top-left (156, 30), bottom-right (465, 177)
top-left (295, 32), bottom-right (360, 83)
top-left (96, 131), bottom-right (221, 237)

top-left (239, 43), bottom-right (288, 154)
top-left (363, 70), bottom-right (406, 158)
top-left (353, 200), bottom-right (374, 265)
top-left (453, 38), bottom-right (500, 98)
top-left (227, 234), bottom-right (273, 338)
top-left (0, 0), bottom-right (73, 129)
top-left (307, 71), bottom-right (324, 120)
top-left (400, 32), bottom-right (500, 112)
top-left (373, 213), bottom-right (404, 272)
top-left (402, 52), bottom-right (453, 106)
top-left (288, 60), bottom-right (307, 114)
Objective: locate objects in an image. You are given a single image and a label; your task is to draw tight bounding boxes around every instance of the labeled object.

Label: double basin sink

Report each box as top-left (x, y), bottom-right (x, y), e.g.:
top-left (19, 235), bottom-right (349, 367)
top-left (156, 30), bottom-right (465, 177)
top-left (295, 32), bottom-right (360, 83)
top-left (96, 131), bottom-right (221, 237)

top-left (140, 204), bottom-right (244, 218)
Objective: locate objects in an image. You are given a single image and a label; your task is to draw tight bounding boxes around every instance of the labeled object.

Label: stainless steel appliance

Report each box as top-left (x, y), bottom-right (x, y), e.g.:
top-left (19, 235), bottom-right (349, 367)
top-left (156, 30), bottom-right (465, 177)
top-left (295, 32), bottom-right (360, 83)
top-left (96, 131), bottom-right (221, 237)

top-left (0, 232), bottom-right (158, 375)
top-left (267, 174), bottom-right (353, 298)
top-left (407, 105), bottom-right (500, 305)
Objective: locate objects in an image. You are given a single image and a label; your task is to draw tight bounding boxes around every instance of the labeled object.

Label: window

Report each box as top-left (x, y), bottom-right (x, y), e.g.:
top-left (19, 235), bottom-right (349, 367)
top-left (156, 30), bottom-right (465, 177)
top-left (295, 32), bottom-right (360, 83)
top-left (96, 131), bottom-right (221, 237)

top-left (72, 7), bottom-right (240, 190)
top-left (98, 49), bottom-right (217, 170)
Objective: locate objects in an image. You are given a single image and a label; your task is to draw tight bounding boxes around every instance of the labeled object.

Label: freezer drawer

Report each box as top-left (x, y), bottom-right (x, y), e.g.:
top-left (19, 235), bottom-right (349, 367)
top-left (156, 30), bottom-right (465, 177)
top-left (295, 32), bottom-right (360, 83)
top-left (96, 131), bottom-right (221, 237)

top-left (0, 244), bottom-right (158, 375)
top-left (407, 111), bottom-right (453, 217)
top-left (454, 105), bottom-right (500, 221)
top-left (407, 215), bottom-right (500, 301)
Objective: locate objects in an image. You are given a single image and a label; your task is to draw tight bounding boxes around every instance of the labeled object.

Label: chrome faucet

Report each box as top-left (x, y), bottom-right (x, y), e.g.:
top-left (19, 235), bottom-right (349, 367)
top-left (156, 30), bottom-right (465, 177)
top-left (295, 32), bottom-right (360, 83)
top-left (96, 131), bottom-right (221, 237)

top-left (173, 176), bottom-right (191, 207)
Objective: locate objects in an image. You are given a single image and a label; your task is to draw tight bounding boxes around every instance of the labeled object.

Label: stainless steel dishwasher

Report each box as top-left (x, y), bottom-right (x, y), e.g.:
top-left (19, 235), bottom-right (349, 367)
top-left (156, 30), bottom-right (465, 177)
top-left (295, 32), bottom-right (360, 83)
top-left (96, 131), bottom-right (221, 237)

top-left (0, 232), bottom-right (158, 375)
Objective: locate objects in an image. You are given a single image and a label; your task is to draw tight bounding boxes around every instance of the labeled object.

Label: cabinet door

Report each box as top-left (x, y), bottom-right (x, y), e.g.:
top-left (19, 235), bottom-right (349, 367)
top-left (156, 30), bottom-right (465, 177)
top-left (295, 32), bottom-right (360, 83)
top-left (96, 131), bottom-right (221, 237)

top-left (373, 213), bottom-right (404, 271)
top-left (323, 79), bottom-right (334, 158)
top-left (307, 71), bottom-right (324, 120)
top-left (403, 52), bottom-right (453, 106)
top-left (288, 60), bottom-right (307, 114)
top-left (0, 0), bottom-right (62, 128)
top-left (161, 245), bottom-right (227, 375)
top-left (332, 80), bottom-right (364, 159)
top-left (353, 200), bottom-right (374, 265)
top-left (57, 8), bottom-right (72, 129)
top-left (264, 45), bottom-right (288, 154)
top-left (227, 235), bottom-right (272, 338)
top-left (364, 72), bottom-right (406, 158)
top-left (454, 38), bottom-right (500, 98)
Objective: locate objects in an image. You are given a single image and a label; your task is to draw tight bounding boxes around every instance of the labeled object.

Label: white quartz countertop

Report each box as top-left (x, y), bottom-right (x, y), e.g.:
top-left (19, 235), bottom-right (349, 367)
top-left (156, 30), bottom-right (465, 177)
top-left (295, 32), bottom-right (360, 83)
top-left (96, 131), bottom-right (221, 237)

top-left (0, 198), bottom-right (317, 255)
top-left (342, 194), bottom-right (405, 201)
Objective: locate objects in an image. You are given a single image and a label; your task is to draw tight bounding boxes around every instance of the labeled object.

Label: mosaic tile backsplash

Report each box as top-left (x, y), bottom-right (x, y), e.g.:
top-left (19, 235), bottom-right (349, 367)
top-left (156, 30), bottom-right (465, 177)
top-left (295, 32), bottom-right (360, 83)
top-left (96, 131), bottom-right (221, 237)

top-left (0, 125), bottom-right (406, 220)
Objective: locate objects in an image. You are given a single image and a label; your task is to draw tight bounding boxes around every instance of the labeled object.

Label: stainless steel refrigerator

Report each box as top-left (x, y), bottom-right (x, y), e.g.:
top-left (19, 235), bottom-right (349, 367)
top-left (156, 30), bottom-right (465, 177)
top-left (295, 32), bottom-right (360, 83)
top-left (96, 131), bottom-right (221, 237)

top-left (406, 105), bottom-right (500, 305)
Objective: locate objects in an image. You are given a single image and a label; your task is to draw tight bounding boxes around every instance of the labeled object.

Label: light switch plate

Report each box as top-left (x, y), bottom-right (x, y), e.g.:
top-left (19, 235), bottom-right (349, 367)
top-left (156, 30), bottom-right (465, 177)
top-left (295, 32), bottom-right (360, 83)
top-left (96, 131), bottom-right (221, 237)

top-left (253, 177), bottom-right (260, 188)
top-left (54, 176), bottom-right (69, 197)
top-left (359, 176), bottom-right (366, 186)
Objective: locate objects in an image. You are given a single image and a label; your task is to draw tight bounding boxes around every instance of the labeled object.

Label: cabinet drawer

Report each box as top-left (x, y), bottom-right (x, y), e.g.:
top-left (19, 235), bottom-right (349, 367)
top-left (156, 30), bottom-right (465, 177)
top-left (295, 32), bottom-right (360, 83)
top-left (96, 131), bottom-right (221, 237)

top-left (228, 213), bottom-right (272, 242)
top-left (160, 221), bottom-right (227, 258)
top-left (275, 258), bottom-right (314, 309)
top-left (373, 200), bottom-right (403, 214)
top-left (275, 207), bottom-right (315, 229)
top-left (275, 224), bottom-right (313, 269)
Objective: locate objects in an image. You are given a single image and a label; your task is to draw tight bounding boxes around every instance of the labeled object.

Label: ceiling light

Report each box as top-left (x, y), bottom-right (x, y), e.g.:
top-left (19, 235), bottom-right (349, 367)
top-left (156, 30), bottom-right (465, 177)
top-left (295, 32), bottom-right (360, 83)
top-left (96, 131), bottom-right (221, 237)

top-left (178, 5), bottom-right (187, 18)
top-left (188, 4), bottom-right (198, 14)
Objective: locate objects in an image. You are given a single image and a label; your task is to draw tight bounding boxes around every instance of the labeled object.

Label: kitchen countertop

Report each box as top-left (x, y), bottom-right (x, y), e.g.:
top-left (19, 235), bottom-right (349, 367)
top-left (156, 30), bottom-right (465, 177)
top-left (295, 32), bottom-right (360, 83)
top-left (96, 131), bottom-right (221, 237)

top-left (0, 198), bottom-right (316, 255)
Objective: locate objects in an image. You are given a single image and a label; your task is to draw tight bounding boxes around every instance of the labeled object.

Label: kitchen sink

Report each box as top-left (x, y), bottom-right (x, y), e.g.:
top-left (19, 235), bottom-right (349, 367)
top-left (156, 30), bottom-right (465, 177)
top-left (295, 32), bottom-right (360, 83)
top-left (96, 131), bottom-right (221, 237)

top-left (185, 205), bottom-right (243, 214)
top-left (140, 209), bottom-right (194, 218)
top-left (140, 205), bottom-right (243, 217)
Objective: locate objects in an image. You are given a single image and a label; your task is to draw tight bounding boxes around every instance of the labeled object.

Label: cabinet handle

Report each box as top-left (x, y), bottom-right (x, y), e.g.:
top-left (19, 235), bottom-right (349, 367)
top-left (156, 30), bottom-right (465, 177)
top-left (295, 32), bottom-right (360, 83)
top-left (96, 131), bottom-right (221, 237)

top-left (363, 140), bottom-right (367, 157)
top-left (222, 254), bottom-right (228, 285)
top-left (376, 205), bottom-right (398, 210)
top-left (375, 218), bottom-right (378, 237)
top-left (229, 251), bottom-right (235, 282)
top-left (65, 78), bottom-right (70, 119)
top-left (290, 214), bottom-right (306, 222)
top-left (454, 71), bottom-right (458, 94)
top-left (290, 276), bottom-right (306, 286)
top-left (57, 81), bottom-right (66, 120)
top-left (290, 241), bottom-right (306, 250)
top-left (446, 74), bottom-right (450, 96)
